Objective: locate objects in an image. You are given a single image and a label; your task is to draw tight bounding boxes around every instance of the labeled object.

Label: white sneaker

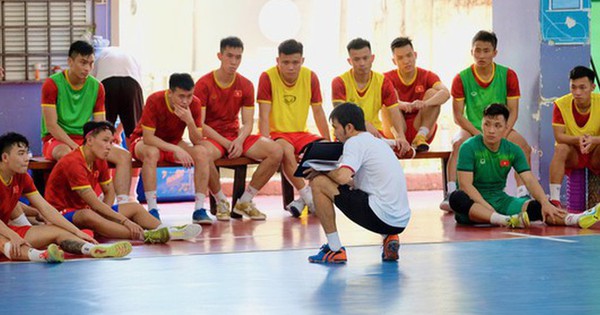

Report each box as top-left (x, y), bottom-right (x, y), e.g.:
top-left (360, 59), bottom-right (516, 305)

top-left (285, 198), bottom-right (305, 218)
top-left (168, 224), bottom-right (202, 241)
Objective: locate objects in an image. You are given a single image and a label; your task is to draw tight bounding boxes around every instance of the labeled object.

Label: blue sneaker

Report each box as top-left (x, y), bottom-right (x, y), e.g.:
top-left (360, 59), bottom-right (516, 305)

top-left (308, 244), bottom-right (347, 264)
top-left (148, 208), bottom-right (161, 221)
top-left (192, 208), bottom-right (213, 225)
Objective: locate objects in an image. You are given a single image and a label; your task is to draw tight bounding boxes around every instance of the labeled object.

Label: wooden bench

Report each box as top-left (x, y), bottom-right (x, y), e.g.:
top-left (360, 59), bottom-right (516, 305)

top-left (279, 150), bottom-right (451, 208)
top-left (28, 156), bottom-right (259, 217)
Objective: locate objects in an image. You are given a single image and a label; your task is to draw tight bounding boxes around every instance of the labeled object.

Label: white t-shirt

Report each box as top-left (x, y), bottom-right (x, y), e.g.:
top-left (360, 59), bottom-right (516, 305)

top-left (339, 132), bottom-right (411, 227)
top-left (92, 47), bottom-right (143, 86)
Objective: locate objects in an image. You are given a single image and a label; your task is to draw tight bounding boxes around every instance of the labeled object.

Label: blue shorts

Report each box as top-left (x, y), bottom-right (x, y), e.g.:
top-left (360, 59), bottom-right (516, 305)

top-left (62, 204), bottom-right (119, 223)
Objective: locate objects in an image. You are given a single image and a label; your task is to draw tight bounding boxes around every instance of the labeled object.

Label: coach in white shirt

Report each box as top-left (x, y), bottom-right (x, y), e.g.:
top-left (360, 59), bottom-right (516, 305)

top-left (305, 102), bottom-right (411, 264)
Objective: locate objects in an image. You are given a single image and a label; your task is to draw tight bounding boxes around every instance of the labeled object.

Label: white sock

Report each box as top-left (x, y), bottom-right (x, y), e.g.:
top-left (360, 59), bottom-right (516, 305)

top-left (145, 190), bottom-right (158, 210)
top-left (447, 182), bottom-right (457, 194)
top-left (326, 232), bottom-right (343, 252)
top-left (27, 248), bottom-right (47, 262)
top-left (81, 242), bottom-right (94, 255)
top-left (417, 126), bottom-right (430, 136)
top-left (9, 213), bottom-right (31, 226)
top-left (550, 184), bottom-right (561, 201)
top-left (3, 243), bottom-right (12, 260)
top-left (239, 185), bottom-right (259, 203)
top-left (195, 193), bottom-right (206, 210)
top-left (490, 212), bottom-right (510, 226)
top-left (299, 186), bottom-right (313, 205)
top-left (565, 213), bottom-right (582, 226)
top-left (116, 195), bottom-right (130, 205)
top-left (517, 185), bottom-right (529, 198)
top-left (212, 190), bottom-right (227, 202)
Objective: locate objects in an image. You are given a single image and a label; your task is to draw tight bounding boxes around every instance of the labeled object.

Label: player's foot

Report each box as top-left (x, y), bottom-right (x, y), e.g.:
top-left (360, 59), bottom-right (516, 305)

top-left (215, 199), bottom-right (231, 221)
top-left (90, 241), bottom-right (133, 258)
top-left (192, 208), bottom-right (213, 225)
top-left (143, 227), bottom-right (171, 244)
top-left (549, 199), bottom-right (562, 208)
top-left (168, 224), bottom-right (202, 241)
top-left (578, 203), bottom-right (600, 229)
top-left (396, 146), bottom-right (416, 159)
top-left (439, 196), bottom-right (452, 212)
top-left (308, 244), bottom-right (347, 264)
top-left (42, 244), bottom-right (64, 263)
top-left (148, 208), bottom-right (161, 221)
top-left (233, 201), bottom-right (267, 220)
top-left (382, 234), bottom-right (400, 261)
top-left (285, 198), bottom-right (305, 218)
top-left (412, 134), bottom-right (430, 153)
top-left (508, 211), bottom-right (530, 229)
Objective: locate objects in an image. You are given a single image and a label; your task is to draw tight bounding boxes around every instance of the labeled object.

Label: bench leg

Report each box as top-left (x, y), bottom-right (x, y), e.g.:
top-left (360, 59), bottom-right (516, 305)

top-left (31, 169), bottom-right (48, 197)
top-left (209, 167), bottom-right (219, 215)
top-left (441, 158), bottom-right (449, 198)
top-left (281, 173), bottom-right (295, 210)
top-left (230, 165), bottom-right (247, 219)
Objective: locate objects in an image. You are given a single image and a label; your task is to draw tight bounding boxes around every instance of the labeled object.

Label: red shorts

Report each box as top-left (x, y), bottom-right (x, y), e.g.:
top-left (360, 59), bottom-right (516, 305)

top-left (404, 114), bottom-right (438, 144)
top-left (131, 137), bottom-right (179, 163)
top-left (566, 151), bottom-right (600, 175)
top-left (42, 135), bottom-right (84, 160)
top-left (270, 132), bottom-right (323, 155)
top-left (9, 225), bottom-right (32, 238)
top-left (205, 134), bottom-right (262, 158)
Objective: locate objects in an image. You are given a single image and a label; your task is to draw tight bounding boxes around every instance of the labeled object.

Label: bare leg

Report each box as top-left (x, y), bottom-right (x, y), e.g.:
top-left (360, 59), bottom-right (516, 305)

top-left (118, 202), bottom-right (160, 230)
top-left (135, 141), bottom-right (160, 192)
top-left (549, 143), bottom-right (579, 185)
top-left (51, 143), bottom-right (72, 161)
top-left (506, 130), bottom-right (532, 188)
top-left (447, 129), bottom-right (472, 183)
top-left (309, 174), bottom-right (342, 234)
top-left (107, 145), bottom-right (132, 196)
top-left (244, 138), bottom-right (283, 189)
top-left (72, 209), bottom-right (133, 239)
top-left (276, 139), bottom-right (306, 190)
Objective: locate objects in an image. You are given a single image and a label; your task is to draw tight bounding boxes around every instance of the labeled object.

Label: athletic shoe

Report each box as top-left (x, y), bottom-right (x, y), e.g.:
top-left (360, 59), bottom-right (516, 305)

top-left (308, 244), bottom-right (347, 264)
top-left (412, 134), bottom-right (430, 153)
top-left (508, 211), bottom-right (530, 229)
top-left (148, 208), bottom-right (161, 221)
top-left (307, 201), bottom-right (316, 214)
top-left (42, 244), bottom-right (64, 263)
top-left (233, 201), bottom-right (267, 220)
top-left (396, 146), bottom-right (416, 159)
top-left (143, 227), bottom-right (171, 244)
top-left (382, 234), bottom-right (400, 261)
top-left (90, 241), bottom-right (133, 258)
top-left (285, 198), bottom-right (305, 218)
top-left (550, 199), bottom-right (562, 208)
top-left (215, 199), bottom-right (231, 221)
top-left (192, 208), bottom-right (213, 225)
top-left (168, 224), bottom-right (202, 241)
top-left (578, 203), bottom-right (600, 229)
top-left (439, 196), bottom-right (452, 212)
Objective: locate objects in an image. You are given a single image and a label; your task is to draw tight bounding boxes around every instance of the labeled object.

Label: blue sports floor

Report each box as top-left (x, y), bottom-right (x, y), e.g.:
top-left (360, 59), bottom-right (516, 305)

top-left (1, 191), bottom-right (599, 315)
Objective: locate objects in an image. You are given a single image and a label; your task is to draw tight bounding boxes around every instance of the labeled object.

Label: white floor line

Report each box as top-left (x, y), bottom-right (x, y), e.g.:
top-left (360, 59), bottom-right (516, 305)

top-left (502, 232), bottom-right (578, 243)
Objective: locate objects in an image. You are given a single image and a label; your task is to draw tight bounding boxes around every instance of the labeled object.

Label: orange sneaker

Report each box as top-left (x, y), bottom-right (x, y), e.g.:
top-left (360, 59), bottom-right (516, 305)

top-left (382, 235), bottom-right (400, 261)
top-left (308, 244), bottom-right (347, 264)
top-left (412, 134), bottom-right (430, 153)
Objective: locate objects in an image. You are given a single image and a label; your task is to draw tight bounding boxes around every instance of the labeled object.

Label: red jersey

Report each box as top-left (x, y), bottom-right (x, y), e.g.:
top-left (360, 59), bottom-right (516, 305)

top-left (0, 173), bottom-right (37, 224)
top-left (45, 147), bottom-right (112, 210)
top-left (384, 67), bottom-right (441, 118)
top-left (194, 71), bottom-right (254, 137)
top-left (451, 64), bottom-right (520, 100)
top-left (552, 101), bottom-right (590, 128)
top-left (131, 90), bottom-right (204, 143)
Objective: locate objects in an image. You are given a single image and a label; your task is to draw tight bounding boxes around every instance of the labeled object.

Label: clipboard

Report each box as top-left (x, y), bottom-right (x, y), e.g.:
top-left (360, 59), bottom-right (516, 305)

top-left (293, 141), bottom-right (344, 177)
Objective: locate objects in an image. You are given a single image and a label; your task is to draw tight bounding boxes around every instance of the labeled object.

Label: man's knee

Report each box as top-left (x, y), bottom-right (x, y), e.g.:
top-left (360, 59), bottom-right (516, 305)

top-left (452, 137), bottom-right (466, 152)
top-left (140, 146), bottom-right (160, 163)
top-left (190, 145), bottom-right (208, 161)
top-left (449, 190), bottom-right (473, 215)
top-left (552, 144), bottom-right (572, 160)
top-left (112, 147), bottom-right (132, 163)
top-left (310, 174), bottom-right (334, 193)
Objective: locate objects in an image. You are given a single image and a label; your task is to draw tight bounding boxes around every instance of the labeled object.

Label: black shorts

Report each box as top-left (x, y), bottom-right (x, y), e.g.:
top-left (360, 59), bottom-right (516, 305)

top-left (334, 185), bottom-right (405, 235)
top-left (102, 77), bottom-right (144, 137)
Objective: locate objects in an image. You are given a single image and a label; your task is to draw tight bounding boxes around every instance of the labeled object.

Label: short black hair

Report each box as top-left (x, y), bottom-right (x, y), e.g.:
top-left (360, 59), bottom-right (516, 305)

top-left (169, 73), bottom-right (195, 91)
top-left (83, 121), bottom-right (115, 144)
top-left (483, 103), bottom-right (509, 122)
top-left (472, 30), bottom-right (498, 49)
top-left (390, 37), bottom-right (413, 51)
top-left (220, 36), bottom-right (244, 52)
top-left (329, 102), bottom-right (366, 131)
top-left (278, 39), bottom-right (303, 55)
top-left (69, 40), bottom-right (95, 59)
top-left (569, 65), bottom-right (596, 82)
top-left (347, 38), bottom-right (371, 52)
top-left (0, 132), bottom-right (29, 156)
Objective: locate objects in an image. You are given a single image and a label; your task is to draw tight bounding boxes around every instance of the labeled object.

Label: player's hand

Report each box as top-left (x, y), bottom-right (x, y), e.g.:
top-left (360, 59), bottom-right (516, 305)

top-left (174, 147), bottom-right (194, 168)
top-left (395, 137), bottom-right (411, 156)
top-left (174, 106), bottom-right (194, 125)
top-left (412, 100), bottom-right (426, 111)
top-left (123, 219), bottom-right (144, 240)
top-left (8, 236), bottom-right (30, 259)
top-left (541, 202), bottom-right (567, 224)
top-left (227, 137), bottom-right (244, 159)
top-left (398, 102), bottom-right (410, 112)
top-left (303, 168), bottom-right (322, 181)
top-left (580, 134), bottom-right (593, 154)
top-left (75, 230), bottom-right (98, 244)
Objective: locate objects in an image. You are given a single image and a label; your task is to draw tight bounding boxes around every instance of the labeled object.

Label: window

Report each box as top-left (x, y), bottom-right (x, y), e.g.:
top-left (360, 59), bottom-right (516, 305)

top-left (0, 0), bottom-right (95, 82)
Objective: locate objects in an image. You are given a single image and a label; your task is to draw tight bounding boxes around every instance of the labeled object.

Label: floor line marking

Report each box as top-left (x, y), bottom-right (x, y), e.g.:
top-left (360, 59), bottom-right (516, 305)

top-left (502, 232), bottom-right (578, 243)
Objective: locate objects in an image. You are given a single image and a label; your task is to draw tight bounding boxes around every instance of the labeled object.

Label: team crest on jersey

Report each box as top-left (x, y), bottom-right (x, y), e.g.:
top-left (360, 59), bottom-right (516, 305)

top-left (211, 94), bottom-right (217, 100)
top-left (233, 90), bottom-right (242, 98)
top-left (284, 95), bottom-right (296, 105)
top-left (471, 91), bottom-right (478, 97)
top-left (415, 85), bottom-right (425, 93)
top-left (13, 185), bottom-right (19, 194)
top-left (480, 158), bottom-right (486, 165)
top-left (500, 160), bottom-right (510, 167)
top-left (93, 170), bottom-right (100, 179)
